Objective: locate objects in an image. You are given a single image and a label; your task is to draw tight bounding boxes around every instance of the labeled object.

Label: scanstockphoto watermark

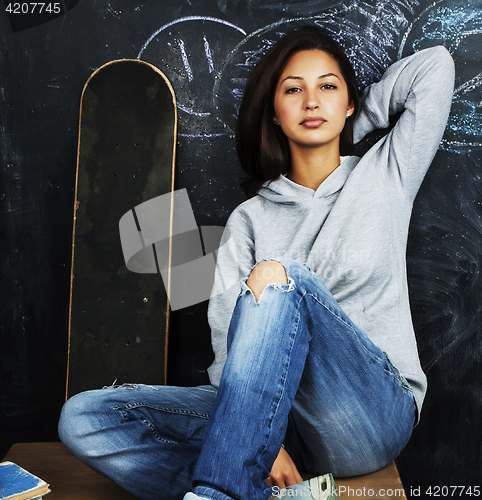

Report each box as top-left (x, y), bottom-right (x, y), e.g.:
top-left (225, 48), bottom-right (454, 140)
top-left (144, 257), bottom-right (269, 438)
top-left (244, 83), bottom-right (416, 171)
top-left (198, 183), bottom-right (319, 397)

top-left (272, 485), bottom-right (482, 498)
top-left (118, 189), bottom-right (370, 311)
top-left (336, 486), bottom-right (404, 497)
top-left (271, 484), bottom-right (312, 497)
top-left (271, 485), bottom-right (405, 497)
top-left (119, 189), bottom-right (237, 311)
top-left (281, 247), bottom-right (370, 267)
top-left (271, 484), bottom-right (335, 498)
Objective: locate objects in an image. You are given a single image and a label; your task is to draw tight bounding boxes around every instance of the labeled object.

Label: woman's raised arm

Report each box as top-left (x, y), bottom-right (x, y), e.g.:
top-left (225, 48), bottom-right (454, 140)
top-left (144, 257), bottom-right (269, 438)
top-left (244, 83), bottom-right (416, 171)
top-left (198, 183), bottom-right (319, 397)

top-left (354, 46), bottom-right (455, 202)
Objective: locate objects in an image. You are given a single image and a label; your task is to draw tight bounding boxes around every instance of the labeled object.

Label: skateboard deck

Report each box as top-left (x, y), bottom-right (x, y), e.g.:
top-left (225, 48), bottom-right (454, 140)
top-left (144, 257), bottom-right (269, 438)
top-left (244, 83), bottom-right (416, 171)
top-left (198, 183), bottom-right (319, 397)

top-left (66, 59), bottom-right (176, 398)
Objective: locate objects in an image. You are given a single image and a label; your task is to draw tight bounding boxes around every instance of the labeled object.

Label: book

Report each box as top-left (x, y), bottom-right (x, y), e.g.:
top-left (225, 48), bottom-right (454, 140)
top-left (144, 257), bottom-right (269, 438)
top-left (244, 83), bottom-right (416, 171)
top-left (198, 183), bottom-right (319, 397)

top-left (0, 461), bottom-right (50, 500)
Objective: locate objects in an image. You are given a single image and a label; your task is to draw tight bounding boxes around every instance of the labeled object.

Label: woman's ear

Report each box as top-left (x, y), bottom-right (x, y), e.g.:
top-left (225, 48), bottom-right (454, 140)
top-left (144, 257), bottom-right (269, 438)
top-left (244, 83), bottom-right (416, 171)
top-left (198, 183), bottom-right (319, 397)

top-left (346, 101), bottom-right (355, 118)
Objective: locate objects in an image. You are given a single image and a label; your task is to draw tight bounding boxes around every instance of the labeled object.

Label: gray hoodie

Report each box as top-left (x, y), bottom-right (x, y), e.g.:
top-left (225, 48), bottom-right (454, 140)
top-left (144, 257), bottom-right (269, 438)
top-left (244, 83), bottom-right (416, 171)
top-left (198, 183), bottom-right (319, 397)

top-left (207, 46), bottom-right (455, 420)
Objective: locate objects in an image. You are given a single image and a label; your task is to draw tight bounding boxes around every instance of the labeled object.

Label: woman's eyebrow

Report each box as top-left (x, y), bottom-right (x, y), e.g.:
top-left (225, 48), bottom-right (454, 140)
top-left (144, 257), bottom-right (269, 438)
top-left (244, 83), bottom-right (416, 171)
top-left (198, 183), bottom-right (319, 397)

top-left (280, 73), bottom-right (341, 83)
top-left (319, 73), bottom-right (341, 80)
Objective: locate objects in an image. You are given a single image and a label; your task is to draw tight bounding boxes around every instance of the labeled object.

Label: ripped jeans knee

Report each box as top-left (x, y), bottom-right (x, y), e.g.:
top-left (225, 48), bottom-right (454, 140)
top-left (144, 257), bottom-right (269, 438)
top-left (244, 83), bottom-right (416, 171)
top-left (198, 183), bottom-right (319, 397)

top-left (244, 259), bottom-right (296, 303)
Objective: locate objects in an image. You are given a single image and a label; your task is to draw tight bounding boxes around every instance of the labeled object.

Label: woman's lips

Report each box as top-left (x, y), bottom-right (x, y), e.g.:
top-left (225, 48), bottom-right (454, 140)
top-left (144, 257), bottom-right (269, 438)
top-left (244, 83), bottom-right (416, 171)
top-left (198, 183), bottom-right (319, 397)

top-left (300, 116), bottom-right (326, 128)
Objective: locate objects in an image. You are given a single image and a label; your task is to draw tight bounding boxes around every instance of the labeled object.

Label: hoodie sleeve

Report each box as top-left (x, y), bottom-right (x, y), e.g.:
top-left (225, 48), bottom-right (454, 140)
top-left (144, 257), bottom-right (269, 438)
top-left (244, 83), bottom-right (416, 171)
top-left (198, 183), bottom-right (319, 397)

top-left (206, 206), bottom-right (256, 387)
top-left (353, 46), bottom-right (455, 202)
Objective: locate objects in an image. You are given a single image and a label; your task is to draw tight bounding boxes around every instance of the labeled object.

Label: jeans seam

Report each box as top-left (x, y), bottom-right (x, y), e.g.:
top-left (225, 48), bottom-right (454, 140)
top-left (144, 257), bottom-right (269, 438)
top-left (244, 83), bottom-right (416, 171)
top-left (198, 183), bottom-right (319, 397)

top-left (111, 402), bottom-right (210, 419)
top-left (308, 292), bottom-right (393, 366)
top-left (253, 293), bottom-right (303, 482)
top-left (308, 292), bottom-right (414, 396)
top-left (141, 418), bottom-right (178, 444)
top-left (112, 404), bottom-right (204, 445)
top-left (117, 409), bottom-right (129, 422)
top-left (383, 352), bottom-right (413, 394)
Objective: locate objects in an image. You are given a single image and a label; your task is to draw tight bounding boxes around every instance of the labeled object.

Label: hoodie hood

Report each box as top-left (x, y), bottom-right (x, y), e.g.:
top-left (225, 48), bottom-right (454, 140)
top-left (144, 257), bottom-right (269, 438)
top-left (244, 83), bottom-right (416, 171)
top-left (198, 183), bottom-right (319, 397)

top-left (257, 156), bottom-right (359, 205)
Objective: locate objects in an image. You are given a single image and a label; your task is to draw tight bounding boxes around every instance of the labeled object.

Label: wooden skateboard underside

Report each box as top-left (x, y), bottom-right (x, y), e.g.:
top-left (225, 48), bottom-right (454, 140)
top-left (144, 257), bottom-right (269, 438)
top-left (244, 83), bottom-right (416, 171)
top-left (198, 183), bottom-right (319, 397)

top-left (67, 59), bottom-right (176, 398)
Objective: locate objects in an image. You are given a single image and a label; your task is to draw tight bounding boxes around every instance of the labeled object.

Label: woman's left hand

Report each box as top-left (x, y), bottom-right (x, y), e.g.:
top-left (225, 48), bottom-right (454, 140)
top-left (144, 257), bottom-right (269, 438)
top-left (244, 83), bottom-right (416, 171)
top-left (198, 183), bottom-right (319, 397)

top-left (265, 446), bottom-right (303, 489)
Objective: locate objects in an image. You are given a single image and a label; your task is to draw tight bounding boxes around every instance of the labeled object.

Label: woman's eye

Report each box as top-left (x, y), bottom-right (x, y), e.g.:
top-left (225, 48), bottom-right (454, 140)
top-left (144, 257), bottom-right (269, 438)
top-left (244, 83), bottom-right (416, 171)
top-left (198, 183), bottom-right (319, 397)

top-left (321, 84), bottom-right (337, 90)
top-left (285, 87), bottom-right (301, 94)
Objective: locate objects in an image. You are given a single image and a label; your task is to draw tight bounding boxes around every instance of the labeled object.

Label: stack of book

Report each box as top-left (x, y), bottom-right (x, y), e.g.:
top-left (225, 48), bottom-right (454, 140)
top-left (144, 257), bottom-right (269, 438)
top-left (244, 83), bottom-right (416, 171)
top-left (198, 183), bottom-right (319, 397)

top-left (0, 461), bottom-right (50, 500)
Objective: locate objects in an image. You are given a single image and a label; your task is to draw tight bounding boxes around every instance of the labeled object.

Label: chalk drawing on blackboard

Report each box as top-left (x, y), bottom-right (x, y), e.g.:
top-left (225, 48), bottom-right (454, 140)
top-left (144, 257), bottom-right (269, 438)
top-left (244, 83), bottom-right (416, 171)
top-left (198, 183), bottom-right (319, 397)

top-left (178, 39), bottom-right (194, 82)
top-left (136, 0), bottom-right (479, 152)
top-left (138, 1), bottom-right (420, 139)
top-left (399, 0), bottom-right (482, 153)
top-left (138, 17), bottom-right (246, 138)
top-left (214, 0), bottom-right (418, 137)
top-left (204, 36), bottom-right (215, 74)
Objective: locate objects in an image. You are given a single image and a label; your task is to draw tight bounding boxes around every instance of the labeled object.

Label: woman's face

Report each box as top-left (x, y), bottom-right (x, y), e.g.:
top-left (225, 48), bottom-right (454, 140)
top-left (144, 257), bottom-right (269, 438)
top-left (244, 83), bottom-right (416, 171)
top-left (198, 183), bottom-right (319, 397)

top-left (273, 49), bottom-right (354, 154)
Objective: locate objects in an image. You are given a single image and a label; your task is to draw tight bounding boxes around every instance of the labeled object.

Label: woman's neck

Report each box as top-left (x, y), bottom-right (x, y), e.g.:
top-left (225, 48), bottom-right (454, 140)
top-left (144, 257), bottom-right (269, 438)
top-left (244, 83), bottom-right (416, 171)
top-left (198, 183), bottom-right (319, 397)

top-left (287, 144), bottom-right (341, 191)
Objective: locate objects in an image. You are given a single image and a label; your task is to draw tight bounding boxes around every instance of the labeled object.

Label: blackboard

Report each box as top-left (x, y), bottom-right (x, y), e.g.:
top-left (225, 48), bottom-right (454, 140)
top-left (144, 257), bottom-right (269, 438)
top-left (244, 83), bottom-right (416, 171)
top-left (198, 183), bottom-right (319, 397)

top-left (0, 0), bottom-right (481, 494)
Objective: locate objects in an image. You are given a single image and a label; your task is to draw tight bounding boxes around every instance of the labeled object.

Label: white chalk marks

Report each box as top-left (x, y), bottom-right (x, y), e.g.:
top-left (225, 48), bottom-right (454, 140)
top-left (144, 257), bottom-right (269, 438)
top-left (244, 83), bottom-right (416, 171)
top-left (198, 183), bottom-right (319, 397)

top-left (178, 39), bottom-right (194, 82)
top-left (204, 35), bottom-right (215, 74)
top-left (138, 17), bottom-right (246, 138)
top-left (138, 3), bottom-right (480, 151)
top-left (399, 0), bottom-right (482, 153)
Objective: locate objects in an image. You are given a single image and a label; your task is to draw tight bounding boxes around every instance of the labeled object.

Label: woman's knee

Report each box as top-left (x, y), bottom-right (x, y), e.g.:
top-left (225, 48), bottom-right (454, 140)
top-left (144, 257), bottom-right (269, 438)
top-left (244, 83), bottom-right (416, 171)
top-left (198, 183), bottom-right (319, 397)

top-left (246, 260), bottom-right (288, 302)
top-left (58, 390), bottom-right (109, 456)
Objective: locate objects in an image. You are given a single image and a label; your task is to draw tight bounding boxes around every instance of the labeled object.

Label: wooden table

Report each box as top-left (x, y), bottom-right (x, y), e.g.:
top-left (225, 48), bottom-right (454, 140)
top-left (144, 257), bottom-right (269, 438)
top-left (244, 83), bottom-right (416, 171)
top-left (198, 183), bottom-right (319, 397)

top-left (3, 442), bottom-right (406, 499)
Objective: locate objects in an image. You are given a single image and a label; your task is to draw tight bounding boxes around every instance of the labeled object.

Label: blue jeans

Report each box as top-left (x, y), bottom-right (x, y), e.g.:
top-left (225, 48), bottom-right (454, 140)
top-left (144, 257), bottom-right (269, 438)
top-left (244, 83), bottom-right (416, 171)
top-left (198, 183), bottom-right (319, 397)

top-left (59, 258), bottom-right (415, 500)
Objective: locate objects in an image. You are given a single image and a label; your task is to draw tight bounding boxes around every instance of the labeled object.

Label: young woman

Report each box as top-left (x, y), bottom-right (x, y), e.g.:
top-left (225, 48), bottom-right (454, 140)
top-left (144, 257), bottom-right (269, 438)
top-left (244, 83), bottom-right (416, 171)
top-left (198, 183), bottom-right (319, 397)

top-left (59, 26), bottom-right (455, 500)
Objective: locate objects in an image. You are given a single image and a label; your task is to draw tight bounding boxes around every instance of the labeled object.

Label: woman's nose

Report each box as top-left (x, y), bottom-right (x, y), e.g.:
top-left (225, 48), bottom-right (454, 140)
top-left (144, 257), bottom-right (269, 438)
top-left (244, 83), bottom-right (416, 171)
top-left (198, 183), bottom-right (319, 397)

top-left (304, 90), bottom-right (319, 110)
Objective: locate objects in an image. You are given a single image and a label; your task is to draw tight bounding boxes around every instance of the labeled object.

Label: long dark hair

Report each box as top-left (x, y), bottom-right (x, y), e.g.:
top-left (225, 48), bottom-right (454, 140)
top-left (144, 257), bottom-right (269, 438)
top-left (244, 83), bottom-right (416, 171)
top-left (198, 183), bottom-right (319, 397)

top-left (236, 26), bottom-right (359, 198)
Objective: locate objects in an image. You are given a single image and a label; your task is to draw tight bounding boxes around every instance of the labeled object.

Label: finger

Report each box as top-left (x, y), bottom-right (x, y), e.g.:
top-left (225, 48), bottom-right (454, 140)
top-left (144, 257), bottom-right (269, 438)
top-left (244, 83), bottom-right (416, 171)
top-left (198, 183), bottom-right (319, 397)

top-left (295, 468), bottom-right (303, 484)
top-left (284, 467), bottom-right (300, 487)
top-left (288, 461), bottom-right (303, 484)
top-left (269, 471), bottom-right (287, 489)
